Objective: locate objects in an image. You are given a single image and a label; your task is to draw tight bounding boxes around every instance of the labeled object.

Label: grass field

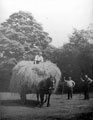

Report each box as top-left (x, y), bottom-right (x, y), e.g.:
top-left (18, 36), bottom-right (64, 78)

top-left (0, 92), bottom-right (93, 120)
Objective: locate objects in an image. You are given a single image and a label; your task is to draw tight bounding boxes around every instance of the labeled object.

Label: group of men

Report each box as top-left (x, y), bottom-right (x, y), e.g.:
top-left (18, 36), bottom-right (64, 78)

top-left (64, 75), bottom-right (93, 100)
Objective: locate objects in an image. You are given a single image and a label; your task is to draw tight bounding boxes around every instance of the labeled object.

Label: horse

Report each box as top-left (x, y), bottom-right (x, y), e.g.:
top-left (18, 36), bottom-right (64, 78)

top-left (20, 75), bottom-right (56, 107)
top-left (38, 75), bottom-right (56, 107)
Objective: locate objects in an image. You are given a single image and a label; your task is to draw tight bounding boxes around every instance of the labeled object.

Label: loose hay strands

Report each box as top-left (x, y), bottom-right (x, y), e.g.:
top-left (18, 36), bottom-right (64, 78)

top-left (9, 61), bottom-right (61, 93)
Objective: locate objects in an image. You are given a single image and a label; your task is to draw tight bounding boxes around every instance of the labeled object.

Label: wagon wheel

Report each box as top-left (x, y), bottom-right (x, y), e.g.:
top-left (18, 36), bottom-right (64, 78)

top-left (20, 93), bottom-right (26, 104)
top-left (20, 87), bottom-right (26, 104)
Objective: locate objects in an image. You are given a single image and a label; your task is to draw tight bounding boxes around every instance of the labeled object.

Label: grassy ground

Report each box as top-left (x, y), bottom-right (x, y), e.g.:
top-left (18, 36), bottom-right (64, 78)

top-left (0, 93), bottom-right (93, 120)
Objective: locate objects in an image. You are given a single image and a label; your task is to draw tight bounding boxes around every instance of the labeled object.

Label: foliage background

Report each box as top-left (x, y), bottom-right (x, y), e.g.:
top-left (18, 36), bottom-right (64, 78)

top-left (0, 11), bottom-right (93, 93)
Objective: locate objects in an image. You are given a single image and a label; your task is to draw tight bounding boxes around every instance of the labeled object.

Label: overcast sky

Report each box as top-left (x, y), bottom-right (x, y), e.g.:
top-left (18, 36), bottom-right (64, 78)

top-left (0, 0), bottom-right (93, 47)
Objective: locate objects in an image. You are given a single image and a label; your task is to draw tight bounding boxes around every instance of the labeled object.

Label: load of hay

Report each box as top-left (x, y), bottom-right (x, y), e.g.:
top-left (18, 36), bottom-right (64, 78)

top-left (9, 61), bottom-right (61, 94)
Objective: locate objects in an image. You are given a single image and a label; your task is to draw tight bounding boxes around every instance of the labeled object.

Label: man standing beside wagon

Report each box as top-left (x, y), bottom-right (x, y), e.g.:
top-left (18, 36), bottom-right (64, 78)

top-left (81, 75), bottom-right (93, 100)
top-left (64, 77), bottom-right (75, 99)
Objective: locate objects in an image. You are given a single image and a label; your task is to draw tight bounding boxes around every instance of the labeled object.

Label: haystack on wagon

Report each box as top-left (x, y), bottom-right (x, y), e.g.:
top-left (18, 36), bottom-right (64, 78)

top-left (9, 60), bottom-right (61, 106)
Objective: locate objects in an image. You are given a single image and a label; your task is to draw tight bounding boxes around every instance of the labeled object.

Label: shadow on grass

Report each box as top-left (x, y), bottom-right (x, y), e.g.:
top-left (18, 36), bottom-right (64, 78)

top-left (0, 99), bottom-right (39, 108)
top-left (0, 112), bottom-right (93, 120)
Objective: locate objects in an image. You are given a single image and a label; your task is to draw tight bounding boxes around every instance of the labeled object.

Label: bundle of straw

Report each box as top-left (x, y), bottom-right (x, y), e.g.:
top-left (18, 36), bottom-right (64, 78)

top-left (9, 61), bottom-right (61, 94)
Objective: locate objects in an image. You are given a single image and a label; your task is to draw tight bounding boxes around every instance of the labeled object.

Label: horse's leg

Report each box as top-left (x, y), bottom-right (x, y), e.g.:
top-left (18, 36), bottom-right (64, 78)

top-left (44, 94), bottom-right (48, 103)
top-left (47, 93), bottom-right (51, 107)
top-left (40, 93), bottom-right (44, 107)
top-left (36, 93), bottom-right (39, 103)
top-left (20, 93), bottom-right (26, 104)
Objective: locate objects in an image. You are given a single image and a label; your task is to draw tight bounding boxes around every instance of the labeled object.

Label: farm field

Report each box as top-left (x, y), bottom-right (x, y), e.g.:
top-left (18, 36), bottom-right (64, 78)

top-left (0, 92), bottom-right (93, 120)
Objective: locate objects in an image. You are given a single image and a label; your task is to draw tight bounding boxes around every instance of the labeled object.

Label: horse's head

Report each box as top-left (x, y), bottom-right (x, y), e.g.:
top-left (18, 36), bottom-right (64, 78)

top-left (48, 75), bottom-right (56, 91)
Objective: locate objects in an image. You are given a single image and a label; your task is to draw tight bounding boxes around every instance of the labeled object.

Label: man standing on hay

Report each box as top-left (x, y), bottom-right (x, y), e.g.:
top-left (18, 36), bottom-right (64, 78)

top-left (34, 52), bottom-right (44, 64)
top-left (64, 77), bottom-right (75, 99)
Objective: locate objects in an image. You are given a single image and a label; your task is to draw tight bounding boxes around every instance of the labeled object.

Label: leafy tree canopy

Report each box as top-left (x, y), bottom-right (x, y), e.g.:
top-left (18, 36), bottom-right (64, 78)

top-left (0, 11), bottom-right (52, 61)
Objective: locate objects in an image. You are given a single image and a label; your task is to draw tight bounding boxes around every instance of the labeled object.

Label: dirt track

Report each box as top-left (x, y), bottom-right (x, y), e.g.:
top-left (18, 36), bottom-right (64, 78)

top-left (0, 93), bottom-right (93, 120)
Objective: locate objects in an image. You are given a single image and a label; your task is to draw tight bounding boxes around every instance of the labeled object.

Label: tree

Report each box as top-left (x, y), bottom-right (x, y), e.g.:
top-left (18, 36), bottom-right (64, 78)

top-left (0, 11), bottom-right (52, 61)
top-left (69, 28), bottom-right (93, 77)
top-left (0, 11), bottom-right (52, 91)
top-left (52, 26), bottom-right (93, 92)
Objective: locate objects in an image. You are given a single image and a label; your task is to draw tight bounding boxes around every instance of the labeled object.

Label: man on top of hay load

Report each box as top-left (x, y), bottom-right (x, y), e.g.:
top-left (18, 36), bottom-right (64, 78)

top-left (34, 51), bottom-right (44, 64)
